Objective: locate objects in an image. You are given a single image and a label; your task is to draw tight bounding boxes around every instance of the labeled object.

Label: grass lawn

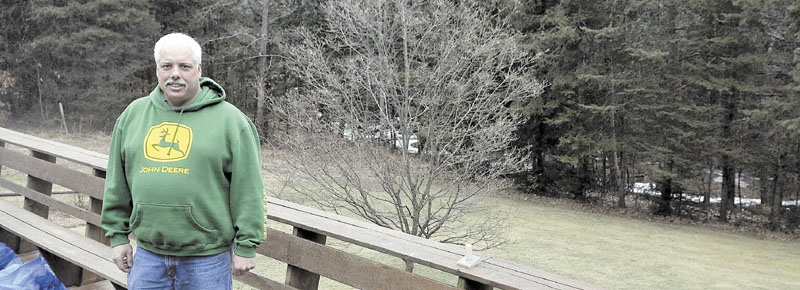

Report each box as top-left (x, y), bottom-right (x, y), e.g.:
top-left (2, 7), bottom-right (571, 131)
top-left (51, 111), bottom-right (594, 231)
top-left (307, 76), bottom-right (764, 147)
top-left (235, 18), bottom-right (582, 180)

top-left (262, 172), bottom-right (800, 290)
top-left (7, 130), bottom-right (800, 290)
top-left (483, 194), bottom-right (800, 290)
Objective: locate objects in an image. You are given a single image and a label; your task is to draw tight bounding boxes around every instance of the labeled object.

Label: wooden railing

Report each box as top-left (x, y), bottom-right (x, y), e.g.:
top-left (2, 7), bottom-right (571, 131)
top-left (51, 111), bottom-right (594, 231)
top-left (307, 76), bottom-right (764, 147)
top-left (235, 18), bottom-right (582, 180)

top-left (0, 127), bottom-right (602, 290)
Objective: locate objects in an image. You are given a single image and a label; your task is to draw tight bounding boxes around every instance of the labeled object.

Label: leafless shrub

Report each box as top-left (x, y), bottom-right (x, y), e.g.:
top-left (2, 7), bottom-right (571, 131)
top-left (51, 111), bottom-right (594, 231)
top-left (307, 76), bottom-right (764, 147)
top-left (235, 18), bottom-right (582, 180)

top-left (269, 0), bottom-right (543, 270)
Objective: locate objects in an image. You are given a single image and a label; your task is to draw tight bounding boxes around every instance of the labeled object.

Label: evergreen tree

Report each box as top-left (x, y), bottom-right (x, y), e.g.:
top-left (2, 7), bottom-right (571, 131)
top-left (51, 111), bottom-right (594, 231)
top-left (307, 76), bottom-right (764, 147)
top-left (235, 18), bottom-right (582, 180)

top-left (514, 0), bottom-right (608, 200)
top-left (515, 0), bottom-right (654, 204)
top-left (1, 0), bottom-right (50, 125)
top-left (629, 0), bottom-right (720, 216)
top-left (744, 1), bottom-right (800, 228)
top-left (4, 0), bottom-right (159, 131)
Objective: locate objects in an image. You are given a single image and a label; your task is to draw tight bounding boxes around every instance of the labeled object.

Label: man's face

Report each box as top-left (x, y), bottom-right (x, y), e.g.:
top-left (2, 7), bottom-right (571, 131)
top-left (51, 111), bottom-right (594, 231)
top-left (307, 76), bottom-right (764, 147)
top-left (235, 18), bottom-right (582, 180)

top-left (156, 42), bottom-right (201, 108)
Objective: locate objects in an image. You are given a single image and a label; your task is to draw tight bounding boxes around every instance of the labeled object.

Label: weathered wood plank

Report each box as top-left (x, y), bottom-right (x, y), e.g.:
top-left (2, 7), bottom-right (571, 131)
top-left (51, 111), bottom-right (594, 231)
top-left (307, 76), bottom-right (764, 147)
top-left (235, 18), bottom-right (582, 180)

top-left (0, 190), bottom-right (78, 197)
top-left (480, 257), bottom-right (602, 290)
top-left (266, 198), bottom-right (598, 290)
top-left (0, 140), bottom-right (4, 181)
top-left (0, 127), bottom-right (108, 170)
top-left (23, 150), bottom-right (56, 217)
top-left (86, 196), bottom-right (107, 242)
top-left (0, 227), bottom-right (20, 252)
top-left (17, 250), bottom-right (40, 262)
top-left (0, 178), bottom-right (101, 226)
top-left (0, 201), bottom-right (110, 258)
top-left (235, 272), bottom-right (299, 290)
top-left (19, 150), bottom-right (56, 253)
top-left (266, 199), bottom-right (467, 267)
top-left (266, 202), bottom-right (470, 285)
top-left (0, 201), bottom-right (126, 287)
top-left (42, 249), bottom-right (84, 286)
top-left (285, 227), bottom-right (326, 290)
top-left (268, 198), bottom-right (456, 246)
top-left (0, 147), bottom-right (105, 199)
top-left (68, 280), bottom-right (115, 290)
top-left (82, 166), bottom-right (107, 290)
top-left (85, 169), bottom-right (109, 246)
top-left (258, 229), bottom-right (459, 290)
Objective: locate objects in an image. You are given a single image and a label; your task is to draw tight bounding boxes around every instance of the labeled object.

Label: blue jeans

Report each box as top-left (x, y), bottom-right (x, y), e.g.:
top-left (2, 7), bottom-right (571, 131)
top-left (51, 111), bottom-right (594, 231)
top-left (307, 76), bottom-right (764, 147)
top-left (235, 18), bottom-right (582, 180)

top-left (127, 247), bottom-right (232, 290)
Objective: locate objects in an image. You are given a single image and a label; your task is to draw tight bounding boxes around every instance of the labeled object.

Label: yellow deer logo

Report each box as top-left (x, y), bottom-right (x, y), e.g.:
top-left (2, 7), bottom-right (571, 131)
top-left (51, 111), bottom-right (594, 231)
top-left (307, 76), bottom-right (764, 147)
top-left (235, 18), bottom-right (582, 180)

top-left (144, 122), bottom-right (192, 162)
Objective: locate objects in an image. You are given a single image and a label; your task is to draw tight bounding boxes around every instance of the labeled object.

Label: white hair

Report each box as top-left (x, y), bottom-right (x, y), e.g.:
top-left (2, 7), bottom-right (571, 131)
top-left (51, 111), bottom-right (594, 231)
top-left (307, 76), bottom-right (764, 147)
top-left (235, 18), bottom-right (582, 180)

top-left (153, 33), bottom-right (202, 65)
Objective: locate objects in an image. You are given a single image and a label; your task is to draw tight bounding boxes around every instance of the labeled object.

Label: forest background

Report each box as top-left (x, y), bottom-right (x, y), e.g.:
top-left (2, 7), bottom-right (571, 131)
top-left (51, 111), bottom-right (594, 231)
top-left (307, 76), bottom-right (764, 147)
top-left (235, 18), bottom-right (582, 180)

top-left (2, 0), bottom-right (800, 236)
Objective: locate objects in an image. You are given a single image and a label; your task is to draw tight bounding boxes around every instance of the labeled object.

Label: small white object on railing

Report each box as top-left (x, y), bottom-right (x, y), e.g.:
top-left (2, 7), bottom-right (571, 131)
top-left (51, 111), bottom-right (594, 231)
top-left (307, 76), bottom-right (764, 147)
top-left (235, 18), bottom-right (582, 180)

top-left (457, 243), bottom-right (481, 268)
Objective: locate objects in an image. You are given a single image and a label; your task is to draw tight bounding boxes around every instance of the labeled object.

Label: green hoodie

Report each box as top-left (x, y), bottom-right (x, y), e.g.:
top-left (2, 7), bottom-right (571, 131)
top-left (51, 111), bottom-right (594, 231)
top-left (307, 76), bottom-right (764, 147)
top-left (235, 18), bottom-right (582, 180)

top-left (101, 77), bottom-right (266, 258)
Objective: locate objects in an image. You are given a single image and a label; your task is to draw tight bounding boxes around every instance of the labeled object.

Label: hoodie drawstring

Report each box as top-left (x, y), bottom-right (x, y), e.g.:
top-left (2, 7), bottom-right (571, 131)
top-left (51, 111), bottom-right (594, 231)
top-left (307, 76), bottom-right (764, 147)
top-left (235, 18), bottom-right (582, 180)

top-left (167, 108), bottom-right (185, 156)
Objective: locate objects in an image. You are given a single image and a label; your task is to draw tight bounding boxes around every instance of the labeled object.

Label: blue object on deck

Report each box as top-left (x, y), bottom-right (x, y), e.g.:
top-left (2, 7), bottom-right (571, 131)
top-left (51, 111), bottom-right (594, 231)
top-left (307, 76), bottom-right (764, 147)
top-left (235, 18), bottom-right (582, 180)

top-left (0, 242), bottom-right (68, 290)
top-left (0, 242), bottom-right (21, 270)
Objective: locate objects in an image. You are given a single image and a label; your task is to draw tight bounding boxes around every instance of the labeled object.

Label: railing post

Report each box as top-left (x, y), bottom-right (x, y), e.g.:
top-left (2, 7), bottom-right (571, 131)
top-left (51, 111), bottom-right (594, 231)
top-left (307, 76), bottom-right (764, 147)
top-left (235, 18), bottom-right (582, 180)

top-left (19, 150), bottom-right (56, 253)
top-left (81, 169), bottom-right (107, 285)
top-left (18, 150), bottom-right (80, 286)
top-left (457, 277), bottom-right (493, 290)
top-left (0, 140), bottom-right (16, 251)
top-left (19, 150), bottom-right (85, 287)
top-left (285, 227), bottom-right (327, 290)
top-left (85, 169), bottom-right (109, 245)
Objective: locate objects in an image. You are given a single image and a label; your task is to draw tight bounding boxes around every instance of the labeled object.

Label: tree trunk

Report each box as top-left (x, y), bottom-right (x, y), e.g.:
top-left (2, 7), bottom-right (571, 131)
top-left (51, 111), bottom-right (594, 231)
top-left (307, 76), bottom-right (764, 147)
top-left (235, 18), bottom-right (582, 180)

top-left (759, 168), bottom-right (771, 209)
top-left (602, 153), bottom-right (608, 200)
top-left (657, 160), bottom-right (673, 216)
top-left (658, 177), bottom-right (673, 216)
top-left (573, 158), bottom-right (590, 201)
top-left (736, 167), bottom-right (743, 208)
top-left (256, 2), bottom-right (270, 141)
top-left (720, 156), bottom-right (736, 222)
top-left (613, 150), bottom-right (626, 207)
top-left (769, 155), bottom-right (784, 229)
top-left (610, 86), bottom-right (625, 207)
top-left (533, 118), bottom-right (545, 174)
top-left (719, 91), bottom-right (736, 222)
top-left (704, 159), bottom-right (714, 206)
top-left (36, 63), bottom-right (45, 119)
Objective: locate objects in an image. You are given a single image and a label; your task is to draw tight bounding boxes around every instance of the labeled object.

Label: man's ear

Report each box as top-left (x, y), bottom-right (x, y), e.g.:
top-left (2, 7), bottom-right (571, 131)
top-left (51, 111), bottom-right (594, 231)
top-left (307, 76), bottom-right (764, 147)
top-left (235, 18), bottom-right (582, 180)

top-left (198, 64), bottom-right (202, 76)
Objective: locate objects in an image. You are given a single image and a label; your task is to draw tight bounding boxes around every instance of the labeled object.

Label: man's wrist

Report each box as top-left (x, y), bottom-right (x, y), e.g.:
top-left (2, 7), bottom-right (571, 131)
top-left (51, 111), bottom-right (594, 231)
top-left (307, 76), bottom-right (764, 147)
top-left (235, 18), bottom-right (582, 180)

top-left (109, 235), bottom-right (130, 248)
top-left (234, 245), bottom-right (257, 258)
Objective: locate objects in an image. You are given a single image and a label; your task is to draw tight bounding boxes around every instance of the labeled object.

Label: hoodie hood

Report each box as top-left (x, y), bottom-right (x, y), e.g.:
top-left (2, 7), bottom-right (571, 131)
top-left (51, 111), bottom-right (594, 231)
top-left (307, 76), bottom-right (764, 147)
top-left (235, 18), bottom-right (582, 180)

top-left (149, 77), bottom-right (226, 112)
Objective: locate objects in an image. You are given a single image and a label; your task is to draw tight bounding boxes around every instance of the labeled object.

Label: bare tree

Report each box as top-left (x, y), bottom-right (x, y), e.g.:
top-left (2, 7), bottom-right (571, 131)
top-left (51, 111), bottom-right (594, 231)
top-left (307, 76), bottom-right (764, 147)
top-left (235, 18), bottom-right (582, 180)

top-left (0, 57), bottom-right (13, 125)
top-left (195, 0), bottom-right (304, 140)
top-left (270, 0), bottom-right (542, 271)
top-left (255, 0), bottom-right (271, 140)
top-left (254, 0), bottom-right (304, 141)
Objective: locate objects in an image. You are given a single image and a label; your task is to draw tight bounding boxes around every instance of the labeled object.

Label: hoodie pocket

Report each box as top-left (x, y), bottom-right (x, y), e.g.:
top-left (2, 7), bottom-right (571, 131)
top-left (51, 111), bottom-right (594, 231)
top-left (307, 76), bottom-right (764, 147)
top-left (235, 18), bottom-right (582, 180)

top-left (131, 202), bottom-right (219, 250)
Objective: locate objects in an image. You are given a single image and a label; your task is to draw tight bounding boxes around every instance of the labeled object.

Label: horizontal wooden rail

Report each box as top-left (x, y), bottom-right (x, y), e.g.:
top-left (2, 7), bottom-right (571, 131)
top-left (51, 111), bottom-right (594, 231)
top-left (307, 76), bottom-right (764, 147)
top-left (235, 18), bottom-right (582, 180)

top-left (0, 127), bottom-right (603, 290)
top-left (0, 128), bottom-right (107, 170)
top-left (267, 197), bottom-right (597, 290)
top-left (0, 201), bottom-right (126, 286)
top-left (0, 146), bottom-right (105, 199)
top-left (0, 189), bottom-right (78, 197)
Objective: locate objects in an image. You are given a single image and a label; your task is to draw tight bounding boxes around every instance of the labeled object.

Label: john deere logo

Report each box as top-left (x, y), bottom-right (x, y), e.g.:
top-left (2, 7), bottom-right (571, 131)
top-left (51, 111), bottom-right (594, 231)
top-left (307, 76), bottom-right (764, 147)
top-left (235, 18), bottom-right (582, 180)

top-left (144, 122), bottom-right (192, 162)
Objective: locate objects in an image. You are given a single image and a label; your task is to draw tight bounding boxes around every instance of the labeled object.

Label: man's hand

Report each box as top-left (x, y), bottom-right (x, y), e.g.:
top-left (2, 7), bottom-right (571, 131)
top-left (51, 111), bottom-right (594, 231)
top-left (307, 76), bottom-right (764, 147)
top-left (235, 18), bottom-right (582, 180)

top-left (232, 255), bottom-right (256, 276)
top-left (112, 244), bottom-right (133, 273)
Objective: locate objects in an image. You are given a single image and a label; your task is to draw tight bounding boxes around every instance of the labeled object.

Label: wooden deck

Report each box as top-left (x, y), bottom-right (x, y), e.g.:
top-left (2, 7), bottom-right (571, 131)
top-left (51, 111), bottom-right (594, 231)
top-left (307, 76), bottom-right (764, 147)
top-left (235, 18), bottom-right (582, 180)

top-left (0, 127), bottom-right (604, 290)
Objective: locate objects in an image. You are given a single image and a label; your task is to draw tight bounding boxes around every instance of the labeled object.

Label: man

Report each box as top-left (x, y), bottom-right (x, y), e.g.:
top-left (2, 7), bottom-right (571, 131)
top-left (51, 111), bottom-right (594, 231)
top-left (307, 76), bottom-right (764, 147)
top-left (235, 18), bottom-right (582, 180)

top-left (101, 33), bottom-right (266, 289)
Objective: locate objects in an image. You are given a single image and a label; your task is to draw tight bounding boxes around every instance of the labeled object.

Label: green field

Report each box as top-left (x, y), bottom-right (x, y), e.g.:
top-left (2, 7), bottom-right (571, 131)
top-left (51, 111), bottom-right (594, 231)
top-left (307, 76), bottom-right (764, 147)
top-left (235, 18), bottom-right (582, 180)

top-left (261, 171), bottom-right (800, 290)
top-left (244, 189), bottom-right (800, 290)
top-left (479, 194), bottom-right (800, 290)
top-left (10, 132), bottom-right (800, 290)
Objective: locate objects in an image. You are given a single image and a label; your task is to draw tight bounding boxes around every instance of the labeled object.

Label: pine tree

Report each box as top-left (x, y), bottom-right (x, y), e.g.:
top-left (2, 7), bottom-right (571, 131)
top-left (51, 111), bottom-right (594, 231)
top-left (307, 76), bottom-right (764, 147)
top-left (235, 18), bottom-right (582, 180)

top-left (743, 1), bottom-right (800, 228)
top-left (13, 0), bottom-right (159, 131)
top-left (517, 0), bottom-right (658, 204)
